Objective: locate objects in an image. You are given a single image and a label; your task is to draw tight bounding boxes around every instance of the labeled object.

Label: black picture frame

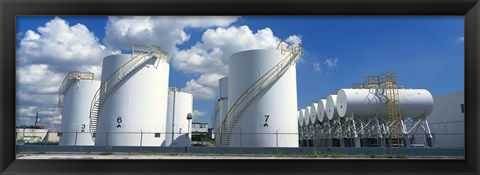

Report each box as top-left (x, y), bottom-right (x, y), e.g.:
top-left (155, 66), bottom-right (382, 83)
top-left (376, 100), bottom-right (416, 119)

top-left (1, 0), bottom-right (479, 174)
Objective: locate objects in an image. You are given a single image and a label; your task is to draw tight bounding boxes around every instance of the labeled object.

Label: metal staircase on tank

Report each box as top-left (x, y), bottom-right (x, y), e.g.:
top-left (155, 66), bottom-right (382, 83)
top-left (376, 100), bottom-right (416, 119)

top-left (218, 41), bottom-right (302, 146)
top-left (58, 72), bottom-right (94, 114)
top-left (89, 45), bottom-right (168, 139)
top-left (380, 72), bottom-right (402, 147)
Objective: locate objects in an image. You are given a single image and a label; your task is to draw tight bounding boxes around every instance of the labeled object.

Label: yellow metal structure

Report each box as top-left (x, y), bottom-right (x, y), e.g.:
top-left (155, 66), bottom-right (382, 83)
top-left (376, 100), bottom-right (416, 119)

top-left (380, 72), bottom-right (402, 147)
top-left (88, 45), bottom-right (168, 137)
top-left (58, 72), bottom-right (94, 114)
top-left (218, 41), bottom-right (302, 146)
top-left (358, 72), bottom-right (402, 147)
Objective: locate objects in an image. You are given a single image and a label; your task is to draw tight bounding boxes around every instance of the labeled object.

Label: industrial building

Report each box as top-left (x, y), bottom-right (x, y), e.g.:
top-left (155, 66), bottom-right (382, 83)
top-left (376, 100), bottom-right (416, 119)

top-left (427, 91), bottom-right (464, 148)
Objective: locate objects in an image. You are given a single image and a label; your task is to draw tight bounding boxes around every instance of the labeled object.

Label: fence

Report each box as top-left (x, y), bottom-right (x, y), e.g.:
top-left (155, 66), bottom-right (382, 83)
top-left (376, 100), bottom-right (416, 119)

top-left (15, 131), bottom-right (464, 157)
top-left (15, 131), bottom-right (464, 148)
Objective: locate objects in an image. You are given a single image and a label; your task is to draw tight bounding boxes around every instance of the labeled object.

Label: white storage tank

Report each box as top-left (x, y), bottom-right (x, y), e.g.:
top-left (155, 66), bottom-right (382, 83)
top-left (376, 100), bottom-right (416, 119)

top-left (215, 77), bottom-right (229, 134)
top-left (227, 49), bottom-right (299, 147)
top-left (304, 106), bottom-right (312, 126)
top-left (59, 78), bottom-right (100, 146)
top-left (310, 103), bottom-right (318, 124)
top-left (214, 77), bottom-right (229, 146)
top-left (94, 54), bottom-right (169, 146)
top-left (317, 99), bottom-right (327, 123)
top-left (326, 95), bottom-right (340, 121)
top-left (165, 87), bottom-right (193, 147)
top-left (336, 89), bottom-right (434, 119)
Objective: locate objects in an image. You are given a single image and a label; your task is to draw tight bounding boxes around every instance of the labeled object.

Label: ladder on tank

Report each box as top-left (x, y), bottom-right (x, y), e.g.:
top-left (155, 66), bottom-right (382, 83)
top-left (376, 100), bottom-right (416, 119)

top-left (381, 73), bottom-right (402, 147)
top-left (88, 45), bottom-right (168, 139)
top-left (58, 72), bottom-right (94, 114)
top-left (218, 41), bottom-right (302, 146)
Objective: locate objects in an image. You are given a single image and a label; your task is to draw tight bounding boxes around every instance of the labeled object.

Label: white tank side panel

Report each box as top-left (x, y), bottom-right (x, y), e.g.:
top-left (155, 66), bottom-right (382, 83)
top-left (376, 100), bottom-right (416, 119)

top-left (165, 91), bottom-right (193, 147)
top-left (336, 89), bottom-right (433, 118)
top-left (299, 109), bottom-right (305, 127)
top-left (95, 55), bottom-right (169, 146)
top-left (59, 80), bottom-right (100, 146)
top-left (304, 106), bottom-right (312, 126)
top-left (100, 54), bottom-right (132, 84)
top-left (310, 103), bottom-right (318, 124)
top-left (326, 95), bottom-right (339, 121)
top-left (219, 77), bottom-right (229, 98)
top-left (227, 49), bottom-right (298, 147)
top-left (215, 99), bottom-right (229, 146)
top-left (317, 99), bottom-right (326, 123)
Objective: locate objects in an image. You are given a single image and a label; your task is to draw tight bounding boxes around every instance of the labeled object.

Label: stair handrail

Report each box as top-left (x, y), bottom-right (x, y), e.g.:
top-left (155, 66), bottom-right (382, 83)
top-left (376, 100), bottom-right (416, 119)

top-left (88, 45), bottom-right (168, 136)
top-left (218, 41), bottom-right (302, 146)
top-left (58, 71), bottom-right (94, 114)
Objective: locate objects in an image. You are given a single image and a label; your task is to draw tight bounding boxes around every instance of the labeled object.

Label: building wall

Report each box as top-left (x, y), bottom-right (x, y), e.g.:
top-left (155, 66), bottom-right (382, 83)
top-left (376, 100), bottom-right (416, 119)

top-left (427, 91), bottom-right (464, 148)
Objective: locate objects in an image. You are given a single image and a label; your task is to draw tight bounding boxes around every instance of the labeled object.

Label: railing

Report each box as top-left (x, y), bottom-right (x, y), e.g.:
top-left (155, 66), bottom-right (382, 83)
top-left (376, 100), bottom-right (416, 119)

top-left (58, 72), bottom-right (94, 114)
top-left (88, 45), bottom-right (168, 138)
top-left (218, 41), bottom-right (302, 146)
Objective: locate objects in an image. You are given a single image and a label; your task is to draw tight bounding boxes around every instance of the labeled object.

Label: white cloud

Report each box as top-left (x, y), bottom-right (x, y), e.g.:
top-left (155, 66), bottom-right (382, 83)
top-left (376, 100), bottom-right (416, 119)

top-left (175, 25), bottom-right (302, 100)
top-left (17, 90), bottom-right (58, 106)
top-left (181, 79), bottom-right (217, 100)
top-left (455, 36), bottom-right (464, 44)
top-left (16, 16), bottom-right (115, 131)
top-left (324, 58), bottom-right (338, 69)
top-left (313, 62), bottom-right (321, 72)
top-left (192, 109), bottom-right (206, 119)
top-left (17, 64), bottom-right (65, 94)
top-left (104, 16), bottom-right (239, 52)
top-left (286, 35), bottom-right (302, 46)
top-left (17, 17), bottom-right (118, 72)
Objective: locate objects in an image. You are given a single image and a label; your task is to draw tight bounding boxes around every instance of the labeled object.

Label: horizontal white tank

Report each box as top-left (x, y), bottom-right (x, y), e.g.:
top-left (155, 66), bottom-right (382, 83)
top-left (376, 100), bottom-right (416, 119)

top-left (317, 99), bottom-right (327, 123)
top-left (336, 89), bottom-right (434, 119)
top-left (165, 88), bottom-right (193, 147)
top-left (299, 109), bottom-right (305, 127)
top-left (59, 79), bottom-right (100, 146)
top-left (304, 106), bottom-right (312, 126)
top-left (310, 103), bottom-right (318, 125)
top-left (95, 54), bottom-right (169, 146)
top-left (227, 49), bottom-right (298, 147)
top-left (326, 95), bottom-right (340, 121)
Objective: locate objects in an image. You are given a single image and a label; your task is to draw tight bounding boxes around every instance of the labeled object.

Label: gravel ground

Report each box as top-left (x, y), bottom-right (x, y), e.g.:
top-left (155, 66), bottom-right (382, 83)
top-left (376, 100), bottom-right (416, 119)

top-left (16, 153), bottom-right (462, 160)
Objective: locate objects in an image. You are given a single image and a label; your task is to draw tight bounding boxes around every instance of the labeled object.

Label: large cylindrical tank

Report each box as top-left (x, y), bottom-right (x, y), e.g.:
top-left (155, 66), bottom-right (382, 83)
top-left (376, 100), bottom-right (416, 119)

top-left (165, 88), bottom-right (193, 147)
top-left (214, 77), bottom-right (229, 146)
top-left (310, 103), bottom-right (318, 125)
top-left (317, 99), bottom-right (327, 123)
top-left (215, 77), bottom-right (229, 133)
top-left (59, 80), bottom-right (100, 146)
top-left (227, 49), bottom-right (298, 147)
top-left (326, 95), bottom-right (340, 121)
top-left (336, 89), bottom-right (434, 119)
top-left (304, 106), bottom-right (312, 126)
top-left (94, 54), bottom-right (169, 146)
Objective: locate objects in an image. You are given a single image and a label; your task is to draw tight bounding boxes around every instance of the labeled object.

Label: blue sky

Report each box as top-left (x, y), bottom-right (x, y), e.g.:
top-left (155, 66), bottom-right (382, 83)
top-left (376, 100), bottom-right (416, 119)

top-left (16, 16), bottom-right (464, 131)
